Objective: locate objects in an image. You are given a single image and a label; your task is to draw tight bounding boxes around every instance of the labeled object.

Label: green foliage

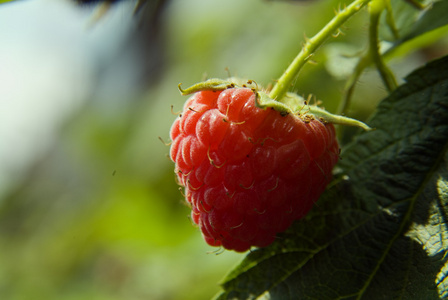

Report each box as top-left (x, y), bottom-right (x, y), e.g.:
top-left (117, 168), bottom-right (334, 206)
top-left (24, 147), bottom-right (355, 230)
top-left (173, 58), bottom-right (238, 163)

top-left (399, 0), bottom-right (448, 43)
top-left (215, 55), bottom-right (448, 299)
top-left (2, 0), bottom-right (448, 299)
top-left (386, 0), bottom-right (448, 59)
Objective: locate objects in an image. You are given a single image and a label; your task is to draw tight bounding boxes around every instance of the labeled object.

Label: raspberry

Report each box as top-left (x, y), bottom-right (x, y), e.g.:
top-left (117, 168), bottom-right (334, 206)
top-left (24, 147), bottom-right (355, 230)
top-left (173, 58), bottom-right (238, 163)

top-left (169, 79), bottom-right (344, 252)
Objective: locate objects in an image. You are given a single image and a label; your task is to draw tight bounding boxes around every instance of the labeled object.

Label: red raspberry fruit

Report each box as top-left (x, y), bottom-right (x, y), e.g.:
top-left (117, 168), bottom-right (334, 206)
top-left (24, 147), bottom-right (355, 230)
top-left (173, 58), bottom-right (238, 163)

top-left (170, 84), bottom-right (340, 252)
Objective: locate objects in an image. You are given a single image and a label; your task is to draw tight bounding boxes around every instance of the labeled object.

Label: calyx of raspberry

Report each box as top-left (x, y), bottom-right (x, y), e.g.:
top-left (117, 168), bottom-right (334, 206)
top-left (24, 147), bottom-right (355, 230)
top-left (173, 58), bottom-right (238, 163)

top-left (179, 78), bottom-right (371, 131)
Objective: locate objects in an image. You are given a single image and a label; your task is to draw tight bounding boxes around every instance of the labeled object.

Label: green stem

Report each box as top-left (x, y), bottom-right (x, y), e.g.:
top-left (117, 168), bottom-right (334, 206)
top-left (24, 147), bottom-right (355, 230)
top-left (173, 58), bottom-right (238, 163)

top-left (338, 0), bottom-right (397, 116)
top-left (404, 0), bottom-right (426, 10)
top-left (384, 0), bottom-right (399, 40)
top-left (338, 53), bottom-right (371, 115)
top-left (268, 0), bottom-right (372, 101)
top-left (369, 0), bottom-right (397, 92)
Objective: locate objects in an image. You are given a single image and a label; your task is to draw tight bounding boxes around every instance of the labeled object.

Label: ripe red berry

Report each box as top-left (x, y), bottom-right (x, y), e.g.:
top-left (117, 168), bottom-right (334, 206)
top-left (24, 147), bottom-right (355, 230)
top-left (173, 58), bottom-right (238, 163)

top-left (170, 84), bottom-right (340, 252)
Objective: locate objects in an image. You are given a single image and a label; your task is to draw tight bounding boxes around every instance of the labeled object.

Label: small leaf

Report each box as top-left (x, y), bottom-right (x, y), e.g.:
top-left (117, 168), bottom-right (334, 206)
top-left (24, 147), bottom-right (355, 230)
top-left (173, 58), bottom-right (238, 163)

top-left (379, 0), bottom-right (421, 41)
top-left (385, 1), bottom-right (448, 58)
top-left (215, 56), bottom-right (448, 300)
top-left (399, 0), bottom-right (448, 43)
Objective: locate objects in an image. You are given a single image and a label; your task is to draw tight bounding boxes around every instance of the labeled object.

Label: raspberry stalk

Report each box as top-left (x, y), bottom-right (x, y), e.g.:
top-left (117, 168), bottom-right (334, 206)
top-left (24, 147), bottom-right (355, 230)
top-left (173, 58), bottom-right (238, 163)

top-left (269, 0), bottom-right (372, 102)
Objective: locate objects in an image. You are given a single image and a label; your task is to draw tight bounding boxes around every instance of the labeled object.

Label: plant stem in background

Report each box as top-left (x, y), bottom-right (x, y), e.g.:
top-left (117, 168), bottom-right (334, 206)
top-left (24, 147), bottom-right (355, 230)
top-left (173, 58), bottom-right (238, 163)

top-left (384, 0), bottom-right (399, 40)
top-left (338, 54), bottom-right (371, 116)
top-left (369, 0), bottom-right (397, 92)
top-left (338, 0), bottom-right (397, 116)
top-left (268, 0), bottom-right (372, 102)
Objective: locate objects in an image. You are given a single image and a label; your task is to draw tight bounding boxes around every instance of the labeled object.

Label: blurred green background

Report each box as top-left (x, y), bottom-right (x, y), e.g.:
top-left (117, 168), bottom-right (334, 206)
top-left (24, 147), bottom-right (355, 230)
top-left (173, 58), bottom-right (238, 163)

top-left (0, 0), bottom-right (444, 299)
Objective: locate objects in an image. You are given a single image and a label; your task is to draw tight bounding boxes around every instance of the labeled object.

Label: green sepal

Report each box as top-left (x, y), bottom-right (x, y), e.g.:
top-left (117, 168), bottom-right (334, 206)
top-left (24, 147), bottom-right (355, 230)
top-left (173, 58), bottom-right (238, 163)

top-left (257, 90), bottom-right (372, 131)
top-left (254, 90), bottom-right (294, 115)
top-left (178, 78), bottom-right (371, 131)
top-left (178, 78), bottom-right (259, 95)
top-left (306, 105), bottom-right (372, 131)
top-left (178, 79), bottom-right (236, 95)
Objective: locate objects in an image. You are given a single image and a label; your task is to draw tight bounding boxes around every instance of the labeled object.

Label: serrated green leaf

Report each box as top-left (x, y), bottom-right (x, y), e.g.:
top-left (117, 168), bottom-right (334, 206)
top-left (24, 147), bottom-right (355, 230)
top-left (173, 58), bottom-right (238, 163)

top-left (215, 56), bottom-right (448, 300)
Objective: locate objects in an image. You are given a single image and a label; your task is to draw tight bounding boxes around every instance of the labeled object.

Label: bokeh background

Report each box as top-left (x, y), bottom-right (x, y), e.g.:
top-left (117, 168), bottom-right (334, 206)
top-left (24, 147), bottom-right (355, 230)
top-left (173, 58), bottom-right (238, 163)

top-left (0, 0), bottom-right (444, 299)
